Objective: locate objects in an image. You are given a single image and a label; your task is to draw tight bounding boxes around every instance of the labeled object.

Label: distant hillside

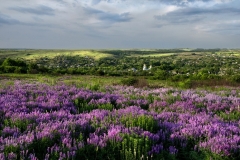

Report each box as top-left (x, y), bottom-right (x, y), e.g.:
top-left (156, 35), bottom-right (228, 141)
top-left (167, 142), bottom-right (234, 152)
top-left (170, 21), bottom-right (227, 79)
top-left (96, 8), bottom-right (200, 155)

top-left (1, 49), bottom-right (240, 84)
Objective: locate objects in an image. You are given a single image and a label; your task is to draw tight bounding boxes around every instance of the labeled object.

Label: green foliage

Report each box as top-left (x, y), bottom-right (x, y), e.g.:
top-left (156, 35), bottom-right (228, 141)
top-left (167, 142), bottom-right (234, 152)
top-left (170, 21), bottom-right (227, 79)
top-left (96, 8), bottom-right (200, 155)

top-left (153, 69), bottom-right (169, 80)
top-left (73, 98), bottom-right (114, 113)
top-left (207, 74), bottom-right (221, 80)
top-left (98, 103), bottom-right (114, 110)
top-left (87, 83), bottom-right (101, 91)
top-left (178, 79), bottom-right (192, 89)
top-left (74, 100), bottom-right (92, 113)
top-left (166, 94), bottom-right (181, 104)
top-left (180, 151), bottom-right (205, 160)
top-left (120, 134), bottom-right (152, 160)
top-left (4, 118), bottom-right (32, 133)
top-left (229, 74), bottom-right (240, 83)
top-left (28, 130), bottom-right (61, 159)
top-left (134, 78), bottom-right (149, 88)
top-left (4, 145), bottom-right (20, 158)
top-left (200, 150), bottom-right (234, 160)
top-left (147, 94), bottom-right (155, 103)
top-left (1, 58), bottom-right (26, 67)
top-left (218, 111), bottom-right (240, 121)
top-left (67, 68), bottom-right (77, 74)
top-left (96, 69), bottom-right (105, 76)
top-left (76, 144), bottom-right (105, 160)
top-left (170, 74), bottom-right (188, 82)
top-left (14, 67), bottom-right (27, 73)
top-left (120, 114), bottom-right (159, 133)
top-left (121, 77), bottom-right (139, 86)
top-left (3, 66), bottom-right (16, 73)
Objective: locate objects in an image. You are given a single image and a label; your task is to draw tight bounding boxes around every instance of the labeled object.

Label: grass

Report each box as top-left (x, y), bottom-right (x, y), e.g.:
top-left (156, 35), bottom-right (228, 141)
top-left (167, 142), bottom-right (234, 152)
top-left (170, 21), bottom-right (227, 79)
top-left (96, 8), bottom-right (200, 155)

top-left (0, 50), bottom-right (113, 61)
top-left (22, 50), bottom-right (114, 60)
top-left (1, 73), bottom-right (240, 93)
top-left (0, 74), bottom-right (121, 88)
top-left (129, 53), bottom-right (176, 57)
top-left (128, 51), bottom-right (229, 60)
top-left (0, 73), bottom-right (170, 90)
top-left (1, 73), bottom-right (238, 90)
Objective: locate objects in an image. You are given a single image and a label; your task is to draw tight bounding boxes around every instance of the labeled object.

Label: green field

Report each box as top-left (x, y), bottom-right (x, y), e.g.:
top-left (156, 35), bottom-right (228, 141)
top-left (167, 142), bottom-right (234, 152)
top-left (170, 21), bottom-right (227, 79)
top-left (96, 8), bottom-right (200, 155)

top-left (0, 49), bottom-right (114, 60)
top-left (129, 52), bottom-right (176, 57)
top-left (1, 49), bottom-right (240, 61)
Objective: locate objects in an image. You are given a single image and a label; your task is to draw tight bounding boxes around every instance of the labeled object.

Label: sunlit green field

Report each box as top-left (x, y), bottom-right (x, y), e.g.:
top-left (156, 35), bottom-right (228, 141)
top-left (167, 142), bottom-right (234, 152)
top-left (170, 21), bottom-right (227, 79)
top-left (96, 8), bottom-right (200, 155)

top-left (1, 49), bottom-right (240, 61)
top-left (0, 50), bottom-right (113, 60)
top-left (130, 53), bottom-right (176, 57)
top-left (0, 73), bottom-right (158, 87)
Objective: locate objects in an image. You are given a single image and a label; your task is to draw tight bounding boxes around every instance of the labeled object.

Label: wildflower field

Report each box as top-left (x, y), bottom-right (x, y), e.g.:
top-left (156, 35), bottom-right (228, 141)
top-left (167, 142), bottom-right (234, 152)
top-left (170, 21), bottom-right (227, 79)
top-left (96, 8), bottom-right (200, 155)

top-left (0, 81), bottom-right (239, 160)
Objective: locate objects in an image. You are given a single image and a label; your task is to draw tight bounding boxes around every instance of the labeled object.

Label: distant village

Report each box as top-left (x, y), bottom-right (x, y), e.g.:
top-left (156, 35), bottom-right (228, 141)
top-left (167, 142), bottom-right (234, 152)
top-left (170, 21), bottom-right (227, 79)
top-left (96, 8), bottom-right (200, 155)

top-left (25, 52), bottom-right (240, 77)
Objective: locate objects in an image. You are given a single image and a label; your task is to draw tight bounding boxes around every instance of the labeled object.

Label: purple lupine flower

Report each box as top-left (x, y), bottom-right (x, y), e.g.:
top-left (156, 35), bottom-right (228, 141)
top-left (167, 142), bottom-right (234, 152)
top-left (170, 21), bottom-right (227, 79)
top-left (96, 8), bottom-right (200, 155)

top-left (0, 81), bottom-right (240, 159)
top-left (148, 143), bottom-right (163, 155)
top-left (28, 153), bottom-right (38, 160)
top-left (87, 133), bottom-right (107, 148)
top-left (7, 152), bottom-right (17, 160)
top-left (169, 146), bottom-right (178, 155)
top-left (0, 153), bottom-right (5, 160)
top-left (107, 126), bottom-right (122, 142)
top-left (44, 153), bottom-right (50, 160)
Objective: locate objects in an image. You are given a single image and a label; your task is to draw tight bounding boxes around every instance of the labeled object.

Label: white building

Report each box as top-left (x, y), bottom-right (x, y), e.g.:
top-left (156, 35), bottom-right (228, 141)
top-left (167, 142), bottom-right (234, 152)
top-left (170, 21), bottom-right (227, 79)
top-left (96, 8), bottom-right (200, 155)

top-left (143, 64), bottom-right (152, 71)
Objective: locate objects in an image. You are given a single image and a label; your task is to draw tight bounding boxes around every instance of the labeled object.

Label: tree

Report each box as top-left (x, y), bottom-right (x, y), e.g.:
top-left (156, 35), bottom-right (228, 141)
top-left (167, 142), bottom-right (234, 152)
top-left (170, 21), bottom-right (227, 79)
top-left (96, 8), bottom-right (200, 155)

top-left (27, 63), bottom-right (39, 74)
top-left (1, 58), bottom-right (27, 67)
top-left (153, 69), bottom-right (169, 80)
top-left (1, 58), bottom-right (18, 66)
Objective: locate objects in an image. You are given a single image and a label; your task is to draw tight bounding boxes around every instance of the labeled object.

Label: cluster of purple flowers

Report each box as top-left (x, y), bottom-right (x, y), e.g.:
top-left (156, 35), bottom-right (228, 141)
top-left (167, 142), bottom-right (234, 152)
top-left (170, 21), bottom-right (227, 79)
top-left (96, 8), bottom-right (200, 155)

top-left (0, 81), bottom-right (239, 159)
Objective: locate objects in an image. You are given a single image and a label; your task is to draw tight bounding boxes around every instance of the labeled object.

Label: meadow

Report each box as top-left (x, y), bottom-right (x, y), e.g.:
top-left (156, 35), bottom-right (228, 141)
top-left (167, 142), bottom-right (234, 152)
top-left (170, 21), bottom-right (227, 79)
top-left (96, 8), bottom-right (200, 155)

top-left (0, 75), bottom-right (239, 160)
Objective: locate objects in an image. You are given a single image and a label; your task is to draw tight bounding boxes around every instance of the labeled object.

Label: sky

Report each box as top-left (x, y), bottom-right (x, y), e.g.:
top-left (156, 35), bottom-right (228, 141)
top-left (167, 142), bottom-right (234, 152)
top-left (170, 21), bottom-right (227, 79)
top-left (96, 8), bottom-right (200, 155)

top-left (0, 0), bottom-right (240, 49)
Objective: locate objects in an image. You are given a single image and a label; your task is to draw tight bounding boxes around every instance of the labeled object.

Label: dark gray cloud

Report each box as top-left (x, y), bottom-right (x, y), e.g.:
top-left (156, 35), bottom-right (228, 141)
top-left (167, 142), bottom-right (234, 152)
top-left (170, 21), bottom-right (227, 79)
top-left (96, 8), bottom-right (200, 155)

top-left (83, 7), bottom-right (132, 23)
top-left (176, 7), bottom-right (240, 15)
top-left (155, 15), bottom-right (203, 25)
top-left (99, 12), bottom-right (132, 23)
top-left (10, 5), bottom-right (55, 16)
top-left (0, 13), bottom-right (21, 25)
top-left (154, 5), bottom-right (240, 26)
top-left (154, 0), bottom-right (232, 6)
top-left (91, 0), bottom-right (102, 5)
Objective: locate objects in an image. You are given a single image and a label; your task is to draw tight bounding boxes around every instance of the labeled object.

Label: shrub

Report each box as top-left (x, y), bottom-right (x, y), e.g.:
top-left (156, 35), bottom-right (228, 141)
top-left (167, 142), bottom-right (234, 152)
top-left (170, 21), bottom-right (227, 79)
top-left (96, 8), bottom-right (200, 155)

top-left (3, 66), bottom-right (16, 73)
top-left (134, 78), bottom-right (148, 88)
top-left (121, 77), bottom-right (139, 86)
top-left (229, 74), bottom-right (240, 83)
top-left (170, 74), bottom-right (188, 82)
top-left (178, 79), bottom-right (192, 89)
top-left (153, 70), bottom-right (169, 80)
top-left (96, 70), bottom-right (105, 76)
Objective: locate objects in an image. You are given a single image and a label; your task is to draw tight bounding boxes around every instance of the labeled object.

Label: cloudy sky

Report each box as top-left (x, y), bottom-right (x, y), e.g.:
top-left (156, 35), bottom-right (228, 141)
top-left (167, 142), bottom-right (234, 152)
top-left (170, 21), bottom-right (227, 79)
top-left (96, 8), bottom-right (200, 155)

top-left (0, 0), bottom-right (240, 49)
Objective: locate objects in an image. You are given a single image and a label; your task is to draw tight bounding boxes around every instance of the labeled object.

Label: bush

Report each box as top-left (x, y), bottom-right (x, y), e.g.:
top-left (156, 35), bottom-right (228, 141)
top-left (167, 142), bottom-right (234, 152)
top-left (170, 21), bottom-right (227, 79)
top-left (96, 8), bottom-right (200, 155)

top-left (121, 77), bottom-right (139, 86)
top-left (170, 74), bottom-right (188, 82)
top-left (134, 78), bottom-right (148, 88)
top-left (153, 70), bottom-right (169, 80)
top-left (229, 75), bottom-right (240, 83)
top-left (96, 69), bottom-right (105, 76)
top-left (207, 74), bottom-right (221, 80)
top-left (178, 79), bottom-right (192, 89)
top-left (27, 69), bottom-right (39, 74)
top-left (14, 67), bottom-right (27, 73)
top-left (3, 66), bottom-right (16, 73)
